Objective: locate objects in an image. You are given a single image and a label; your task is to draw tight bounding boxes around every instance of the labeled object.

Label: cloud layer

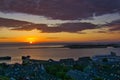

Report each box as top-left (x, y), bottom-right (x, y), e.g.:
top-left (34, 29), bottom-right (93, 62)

top-left (0, 0), bottom-right (120, 33)
top-left (0, 0), bottom-right (120, 20)
top-left (0, 18), bottom-right (98, 33)
top-left (105, 20), bottom-right (120, 32)
top-left (0, 17), bottom-right (120, 33)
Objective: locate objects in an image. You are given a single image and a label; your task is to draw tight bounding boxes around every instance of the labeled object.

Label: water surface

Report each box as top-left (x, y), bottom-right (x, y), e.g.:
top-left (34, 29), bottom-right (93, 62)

top-left (0, 45), bottom-right (120, 64)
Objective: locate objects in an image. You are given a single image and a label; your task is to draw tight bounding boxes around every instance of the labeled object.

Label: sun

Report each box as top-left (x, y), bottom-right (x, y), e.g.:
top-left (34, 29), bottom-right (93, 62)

top-left (27, 37), bottom-right (36, 44)
top-left (29, 41), bottom-right (33, 44)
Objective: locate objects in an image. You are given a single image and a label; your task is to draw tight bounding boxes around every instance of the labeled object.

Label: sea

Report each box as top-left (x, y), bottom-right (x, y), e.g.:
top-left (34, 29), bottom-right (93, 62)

top-left (0, 44), bottom-right (120, 64)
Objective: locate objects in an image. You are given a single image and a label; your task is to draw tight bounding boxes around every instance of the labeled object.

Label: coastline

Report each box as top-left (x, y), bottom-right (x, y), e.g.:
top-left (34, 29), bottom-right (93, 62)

top-left (0, 52), bottom-right (120, 80)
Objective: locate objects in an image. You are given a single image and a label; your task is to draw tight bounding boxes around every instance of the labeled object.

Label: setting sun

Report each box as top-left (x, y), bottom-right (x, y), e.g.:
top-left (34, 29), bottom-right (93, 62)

top-left (26, 37), bottom-right (37, 44)
top-left (29, 41), bottom-right (33, 44)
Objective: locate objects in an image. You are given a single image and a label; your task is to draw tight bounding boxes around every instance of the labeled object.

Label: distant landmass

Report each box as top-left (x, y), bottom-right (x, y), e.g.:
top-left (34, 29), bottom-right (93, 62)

top-left (64, 43), bottom-right (120, 49)
top-left (18, 43), bottom-right (120, 49)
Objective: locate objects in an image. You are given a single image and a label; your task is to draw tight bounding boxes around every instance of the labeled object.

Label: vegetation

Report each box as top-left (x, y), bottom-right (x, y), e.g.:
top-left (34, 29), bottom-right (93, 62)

top-left (102, 58), bottom-right (108, 62)
top-left (73, 64), bottom-right (86, 72)
top-left (93, 77), bottom-right (103, 80)
top-left (0, 76), bottom-right (10, 80)
top-left (45, 65), bottom-right (73, 80)
top-left (45, 63), bottom-right (90, 80)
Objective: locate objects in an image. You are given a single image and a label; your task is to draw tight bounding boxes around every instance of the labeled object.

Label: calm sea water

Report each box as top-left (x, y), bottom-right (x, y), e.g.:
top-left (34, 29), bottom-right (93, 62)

top-left (0, 45), bottom-right (120, 64)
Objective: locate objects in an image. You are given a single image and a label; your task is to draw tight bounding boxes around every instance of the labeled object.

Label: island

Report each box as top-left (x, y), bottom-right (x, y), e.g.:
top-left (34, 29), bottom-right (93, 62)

top-left (64, 43), bottom-right (120, 49)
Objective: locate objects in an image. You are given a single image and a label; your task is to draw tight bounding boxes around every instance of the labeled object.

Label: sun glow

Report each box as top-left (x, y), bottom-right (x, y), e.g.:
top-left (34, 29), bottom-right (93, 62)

top-left (29, 41), bottom-right (33, 44)
top-left (27, 37), bottom-right (37, 44)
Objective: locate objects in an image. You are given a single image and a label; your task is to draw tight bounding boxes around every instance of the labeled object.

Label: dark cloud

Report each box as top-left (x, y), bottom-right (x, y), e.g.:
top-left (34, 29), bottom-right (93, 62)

top-left (1, 18), bottom-right (120, 33)
top-left (0, 18), bottom-right (30, 28)
top-left (13, 23), bottom-right (97, 33)
top-left (105, 20), bottom-right (120, 31)
top-left (0, 18), bottom-right (97, 33)
top-left (43, 23), bottom-right (97, 33)
top-left (0, 18), bottom-right (48, 31)
top-left (13, 23), bottom-right (96, 33)
top-left (0, 0), bottom-right (120, 20)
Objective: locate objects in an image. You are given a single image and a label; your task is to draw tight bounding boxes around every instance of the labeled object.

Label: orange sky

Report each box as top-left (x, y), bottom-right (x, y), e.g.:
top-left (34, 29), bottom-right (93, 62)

top-left (0, 12), bottom-right (120, 43)
top-left (0, 27), bottom-right (120, 43)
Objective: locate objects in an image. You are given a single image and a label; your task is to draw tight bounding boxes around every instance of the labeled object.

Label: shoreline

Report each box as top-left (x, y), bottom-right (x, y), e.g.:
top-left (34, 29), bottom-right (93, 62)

top-left (0, 52), bottom-right (120, 80)
top-left (0, 52), bottom-right (120, 64)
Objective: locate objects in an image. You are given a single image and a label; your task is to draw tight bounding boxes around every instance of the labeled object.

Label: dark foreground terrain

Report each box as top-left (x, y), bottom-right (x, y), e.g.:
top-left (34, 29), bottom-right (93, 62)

top-left (0, 52), bottom-right (120, 80)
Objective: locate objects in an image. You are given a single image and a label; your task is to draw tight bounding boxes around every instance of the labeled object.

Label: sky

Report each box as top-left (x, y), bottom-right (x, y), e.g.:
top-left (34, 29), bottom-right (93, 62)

top-left (0, 0), bottom-right (120, 43)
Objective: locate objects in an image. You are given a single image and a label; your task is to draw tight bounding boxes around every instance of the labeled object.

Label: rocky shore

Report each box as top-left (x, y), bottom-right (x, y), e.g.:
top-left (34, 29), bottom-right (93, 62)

top-left (0, 52), bottom-right (120, 80)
